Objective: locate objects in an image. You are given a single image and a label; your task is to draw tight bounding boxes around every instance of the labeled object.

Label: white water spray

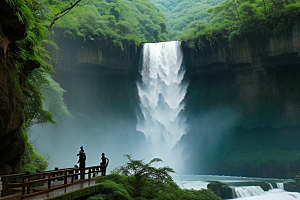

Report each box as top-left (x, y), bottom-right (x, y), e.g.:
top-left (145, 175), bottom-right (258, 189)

top-left (136, 41), bottom-right (188, 161)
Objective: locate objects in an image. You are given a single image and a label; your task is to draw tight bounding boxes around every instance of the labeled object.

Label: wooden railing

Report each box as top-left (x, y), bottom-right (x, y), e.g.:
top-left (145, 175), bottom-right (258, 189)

top-left (0, 165), bottom-right (106, 199)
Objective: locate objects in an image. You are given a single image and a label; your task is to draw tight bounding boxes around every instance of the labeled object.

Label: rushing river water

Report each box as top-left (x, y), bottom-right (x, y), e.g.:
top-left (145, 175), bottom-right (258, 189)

top-left (173, 175), bottom-right (300, 199)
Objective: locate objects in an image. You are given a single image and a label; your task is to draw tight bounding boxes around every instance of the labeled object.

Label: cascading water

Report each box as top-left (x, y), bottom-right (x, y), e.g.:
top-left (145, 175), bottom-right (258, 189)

top-left (234, 186), bottom-right (265, 198)
top-left (268, 183), bottom-right (273, 189)
top-left (276, 183), bottom-right (284, 189)
top-left (136, 41), bottom-right (188, 165)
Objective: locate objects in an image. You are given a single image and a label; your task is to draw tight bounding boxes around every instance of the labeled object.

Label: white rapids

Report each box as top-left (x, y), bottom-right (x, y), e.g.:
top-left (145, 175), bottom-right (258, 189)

top-left (173, 175), bottom-right (300, 200)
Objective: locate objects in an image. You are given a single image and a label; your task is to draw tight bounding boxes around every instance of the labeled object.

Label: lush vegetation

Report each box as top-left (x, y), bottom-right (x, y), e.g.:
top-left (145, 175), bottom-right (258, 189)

top-left (4, 0), bottom-right (72, 173)
top-left (20, 141), bottom-right (49, 173)
top-left (47, 155), bottom-right (220, 199)
top-left (43, 0), bottom-right (168, 49)
top-left (86, 155), bottom-right (221, 200)
top-left (6, 0), bottom-right (71, 130)
top-left (180, 0), bottom-right (300, 49)
top-left (149, 0), bottom-right (225, 39)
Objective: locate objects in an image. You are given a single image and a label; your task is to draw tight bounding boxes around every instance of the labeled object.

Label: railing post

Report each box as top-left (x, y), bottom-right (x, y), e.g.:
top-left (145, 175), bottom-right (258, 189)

top-left (26, 172), bottom-right (30, 195)
top-left (0, 177), bottom-right (2, 198)
top-left (71, 171), bottom-right (74, 184)
top-left (22, 175), bottom-right (25, 195)
top-left (88, 169), bottom-right (91, 179)
top-left (53, 167), bottom-right (58, 182)
top-left (74, 165), bottom-right (78, 180)
top-left (48, 173), bottom-right (51, 189)
top-left (64, 171), bottom-right (67, 184)
top-left (1, 177), bottom-right (7, 195)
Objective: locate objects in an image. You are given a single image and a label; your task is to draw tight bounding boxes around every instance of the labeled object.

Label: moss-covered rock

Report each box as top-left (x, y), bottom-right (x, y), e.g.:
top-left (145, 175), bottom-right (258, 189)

top-left (0, 1), bottom-right (26, 175)
top-left (0, 0), bottom-right (49, 175)
top-left (207, 181), bottom-right (235, 199)
top-left (284, 182), bottom-right (300, 193)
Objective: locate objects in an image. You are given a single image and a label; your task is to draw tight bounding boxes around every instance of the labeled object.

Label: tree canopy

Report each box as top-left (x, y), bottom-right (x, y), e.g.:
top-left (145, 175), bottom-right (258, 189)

top-left (149, 0), bottom-right (225, 39)
top-left (179, 0), bottom-right (300, 49)
top-left (43, 0), bottom-right (169, 48)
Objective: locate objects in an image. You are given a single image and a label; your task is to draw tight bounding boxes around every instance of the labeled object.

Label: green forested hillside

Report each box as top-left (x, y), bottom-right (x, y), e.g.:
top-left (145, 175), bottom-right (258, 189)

top-left (149, 0), bottom-right (224, 39)
top-left (180, 0), bottom-right (300, 49)
top-left (44, 0), bottom-right (168, 48)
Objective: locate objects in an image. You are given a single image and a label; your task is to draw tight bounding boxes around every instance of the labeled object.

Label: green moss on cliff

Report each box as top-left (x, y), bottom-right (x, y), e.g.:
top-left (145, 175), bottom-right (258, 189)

top-left (20, 141), bottom-right (49, 173)
top-left (0, 0), bottom-right (71, 174)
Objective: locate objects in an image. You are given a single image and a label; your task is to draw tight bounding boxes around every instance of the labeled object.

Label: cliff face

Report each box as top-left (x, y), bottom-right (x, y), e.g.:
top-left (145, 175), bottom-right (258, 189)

top-left (0, 1), bottom-right (26, 175)
top-left (49, 28), bottom-right (141, 76)
top-left (49, 28), bottom-right (142, 127)
top-left (183, 21), bottom-right (300, 73)
top-left (181, 22), bottom-right (300, 178)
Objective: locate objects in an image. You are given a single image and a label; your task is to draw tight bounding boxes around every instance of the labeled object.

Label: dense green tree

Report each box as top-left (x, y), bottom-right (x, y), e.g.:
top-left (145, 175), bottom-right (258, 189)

top-left (112, 155), bottom-right (175, 198)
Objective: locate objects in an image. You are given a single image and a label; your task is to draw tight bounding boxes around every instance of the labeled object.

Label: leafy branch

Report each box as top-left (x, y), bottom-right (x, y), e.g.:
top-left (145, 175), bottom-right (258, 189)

top-left (49, 0), bottom-right (84, 28)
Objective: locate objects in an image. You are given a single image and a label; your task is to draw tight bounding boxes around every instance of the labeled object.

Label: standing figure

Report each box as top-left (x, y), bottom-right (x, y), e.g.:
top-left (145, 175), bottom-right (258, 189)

top-left (100, 153), bottom-right (109, 176)
top-left (77, 146), bottom-right (86, 179)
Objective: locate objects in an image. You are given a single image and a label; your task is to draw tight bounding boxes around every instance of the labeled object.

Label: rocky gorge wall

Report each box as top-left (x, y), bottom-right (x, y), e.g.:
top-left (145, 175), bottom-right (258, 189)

top-left (181, 21), bottom-right (300, 178)
top-left (0, 1), bottom-right (27, 175)
top-left (48, 23), bottom-right (300, 178)
top-left (35, 19), bottom-right (300, 178)
top-left (48, 28), bottom-right (142, 130)
top-left (49, 28), bottom-right (141, 76)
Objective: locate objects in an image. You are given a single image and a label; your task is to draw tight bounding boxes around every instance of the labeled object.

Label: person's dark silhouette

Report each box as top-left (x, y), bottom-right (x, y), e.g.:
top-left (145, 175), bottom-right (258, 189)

top-left (77, 146), bottom-right (86, 179)
top-left (100, 153), bottom-right (109, 176)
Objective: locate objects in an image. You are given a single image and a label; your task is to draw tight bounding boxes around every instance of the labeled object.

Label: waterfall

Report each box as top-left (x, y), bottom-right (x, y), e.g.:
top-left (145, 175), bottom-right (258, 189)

top-left (276, 183), bottom-right (284, 189)
top-left (268, 183), bottom-right (273, 189)
top-left (136, 41), bottom-right (188, 155)
top-left (234, 186), bottom-right (265, 198)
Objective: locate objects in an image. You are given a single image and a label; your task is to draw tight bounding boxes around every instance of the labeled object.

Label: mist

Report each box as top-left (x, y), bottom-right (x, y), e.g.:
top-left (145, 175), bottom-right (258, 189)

top-left (29, 42), bottom-right (191, 174)
top-left (178, 106), bottom-right (242, 175)
top-left (29, 41), bottom-right (241, 176)
top-left (28, 113), bottom-right (150, 171)
top-left (28, 65), bottom-right (155, 172)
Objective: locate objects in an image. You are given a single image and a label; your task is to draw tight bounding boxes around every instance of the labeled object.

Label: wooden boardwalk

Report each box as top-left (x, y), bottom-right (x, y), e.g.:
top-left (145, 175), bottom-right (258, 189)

top-left (0, 165), bottom-right (106, 200)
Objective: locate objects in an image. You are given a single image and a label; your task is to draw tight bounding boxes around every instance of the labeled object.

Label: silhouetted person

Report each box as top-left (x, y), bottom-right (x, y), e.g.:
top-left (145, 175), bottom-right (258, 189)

top-left (100, 153), bottom-right (109, 176)
top-left (77, 146), bottom-right (86, 179)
